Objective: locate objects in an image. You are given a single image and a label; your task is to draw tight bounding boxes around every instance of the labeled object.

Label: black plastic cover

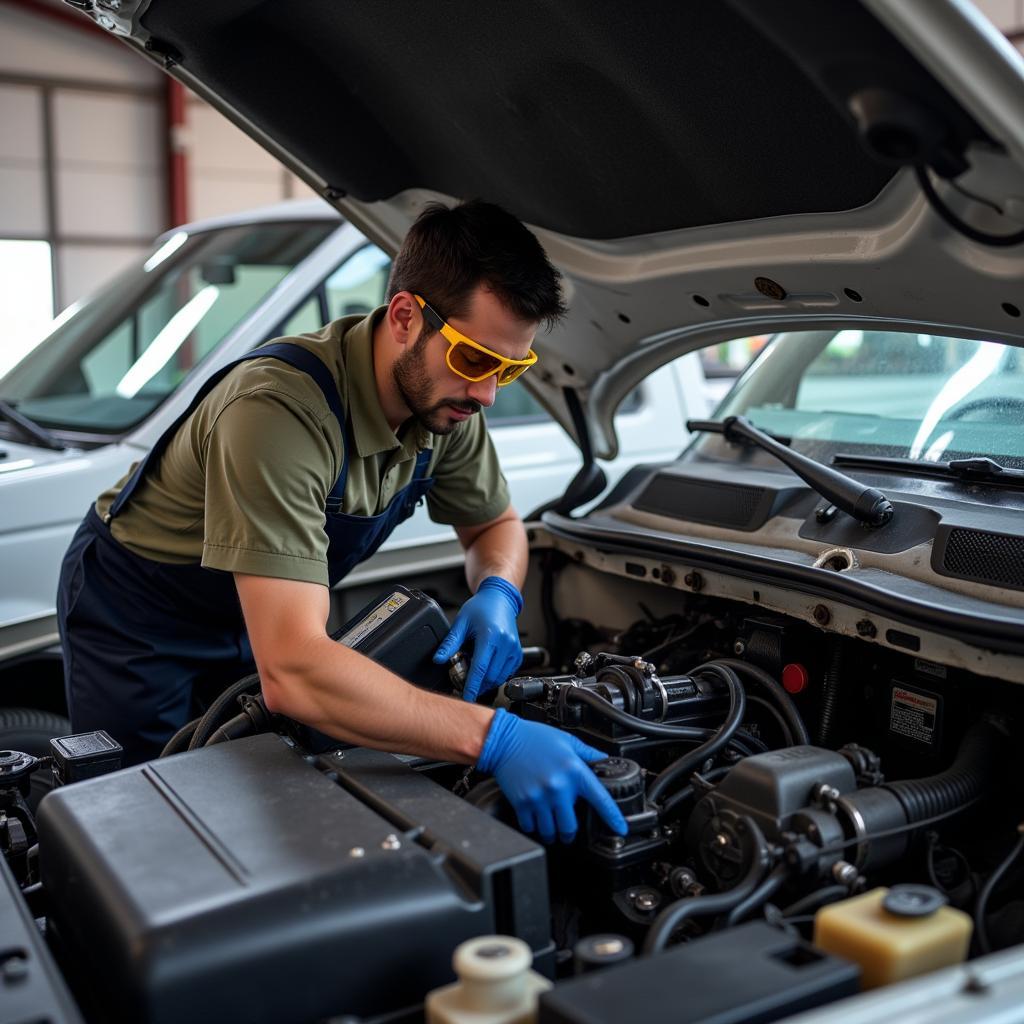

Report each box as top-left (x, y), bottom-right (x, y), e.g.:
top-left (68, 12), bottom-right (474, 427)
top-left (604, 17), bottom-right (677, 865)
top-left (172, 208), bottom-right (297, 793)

top-left (538, 921), bottom-right (859, 1024)
top-left (36, 733), bottom-right (550, 1024)
top-left (690, 746), bottom-right (856, 845)
top-left (0, 854), bottom-right (83, 1024)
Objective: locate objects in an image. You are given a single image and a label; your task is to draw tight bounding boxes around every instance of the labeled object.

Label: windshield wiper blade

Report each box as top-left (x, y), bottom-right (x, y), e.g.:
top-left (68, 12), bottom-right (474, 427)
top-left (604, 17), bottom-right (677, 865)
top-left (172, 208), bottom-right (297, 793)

top-left (687, 415), bottom-right (894, 527)
top-left (833, 453), bottom-right (1024, 485)
top-left (0, 398), bottom-right (65, 451)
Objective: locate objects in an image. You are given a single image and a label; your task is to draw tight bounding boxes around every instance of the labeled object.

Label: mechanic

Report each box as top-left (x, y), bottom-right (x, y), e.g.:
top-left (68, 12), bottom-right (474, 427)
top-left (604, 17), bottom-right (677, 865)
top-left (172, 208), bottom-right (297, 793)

top-left (57, 200), bottom-right (626, 844)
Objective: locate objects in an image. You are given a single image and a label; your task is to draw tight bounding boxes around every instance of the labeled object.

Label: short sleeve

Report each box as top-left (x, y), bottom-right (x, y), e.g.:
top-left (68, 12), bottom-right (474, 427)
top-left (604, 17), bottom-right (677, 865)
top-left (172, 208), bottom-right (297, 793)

top-left (199, 387), bottom-right (338, 585)
top-left (426, 414), bottom-right (511, 526)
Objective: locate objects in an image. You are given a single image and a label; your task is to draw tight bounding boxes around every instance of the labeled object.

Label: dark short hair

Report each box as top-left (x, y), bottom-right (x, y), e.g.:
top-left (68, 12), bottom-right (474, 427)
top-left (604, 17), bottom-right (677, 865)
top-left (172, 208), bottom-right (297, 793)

top-left (386, 200), bottom-right (567, 330)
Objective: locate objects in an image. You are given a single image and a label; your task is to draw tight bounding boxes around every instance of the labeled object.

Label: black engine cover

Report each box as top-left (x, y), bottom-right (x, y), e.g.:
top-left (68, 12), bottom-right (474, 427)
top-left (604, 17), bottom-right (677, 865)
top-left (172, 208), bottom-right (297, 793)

top-left (36, 734), bottom-right (551, 1024)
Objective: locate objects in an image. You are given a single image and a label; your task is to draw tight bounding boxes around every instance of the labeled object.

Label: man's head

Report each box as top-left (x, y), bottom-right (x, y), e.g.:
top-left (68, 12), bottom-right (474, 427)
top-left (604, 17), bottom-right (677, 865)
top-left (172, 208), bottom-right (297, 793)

top-left (382, 200), bottom-right (566, 434)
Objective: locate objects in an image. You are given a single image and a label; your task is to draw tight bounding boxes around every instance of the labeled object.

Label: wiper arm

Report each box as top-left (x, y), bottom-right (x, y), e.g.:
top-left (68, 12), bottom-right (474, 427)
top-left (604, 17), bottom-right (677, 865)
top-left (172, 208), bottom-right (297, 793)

top-left (0, 398), bottom-right (65, 451)
top-left (834, 453), bottom-right (1024, 485)
top-left (688, 415), bottom-right (894, 527)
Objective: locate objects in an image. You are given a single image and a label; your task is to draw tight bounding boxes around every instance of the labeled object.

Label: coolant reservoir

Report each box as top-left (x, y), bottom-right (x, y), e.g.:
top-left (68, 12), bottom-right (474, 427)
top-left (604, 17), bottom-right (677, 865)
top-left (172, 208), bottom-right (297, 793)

top-left (426, 935), bottom-right (552, 1024)
top-left (813, 885), bottom-right (972, 989)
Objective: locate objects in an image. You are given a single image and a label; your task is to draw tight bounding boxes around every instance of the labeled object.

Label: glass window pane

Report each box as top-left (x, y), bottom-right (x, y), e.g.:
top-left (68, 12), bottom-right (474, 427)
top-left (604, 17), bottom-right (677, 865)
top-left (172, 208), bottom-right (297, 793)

top-left (485, 383), bottom-right (547, 425)
top-left (325, 244), bottom-right (390, 320)
top-left (713, 329), bottom-right (1024, 463)
top-left (280, 296), bottom-right (322, 336)
top-left (0, 221), bottom-right (334, 433)
top-left (0, 239), bottom-right (53, 376)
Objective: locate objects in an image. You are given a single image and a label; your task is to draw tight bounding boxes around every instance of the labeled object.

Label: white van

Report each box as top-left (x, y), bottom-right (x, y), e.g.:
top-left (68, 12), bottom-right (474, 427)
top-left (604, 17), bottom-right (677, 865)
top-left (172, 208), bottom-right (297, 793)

top-left (0, 199), bottom-right (707, 695)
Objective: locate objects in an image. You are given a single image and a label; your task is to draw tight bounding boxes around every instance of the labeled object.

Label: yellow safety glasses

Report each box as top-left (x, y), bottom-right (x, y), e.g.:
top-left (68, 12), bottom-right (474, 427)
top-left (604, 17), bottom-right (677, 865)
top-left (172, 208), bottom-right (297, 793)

top-left (415, 294), bottom-right (537, 386)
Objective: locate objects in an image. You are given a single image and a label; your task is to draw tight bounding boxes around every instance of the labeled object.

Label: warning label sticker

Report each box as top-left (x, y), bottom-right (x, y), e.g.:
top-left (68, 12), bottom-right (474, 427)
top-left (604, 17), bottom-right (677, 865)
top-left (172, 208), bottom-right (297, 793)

top-left (339, 591), bottom-right (409, 648)
top-left (890, 686), bottom-right (939, 746)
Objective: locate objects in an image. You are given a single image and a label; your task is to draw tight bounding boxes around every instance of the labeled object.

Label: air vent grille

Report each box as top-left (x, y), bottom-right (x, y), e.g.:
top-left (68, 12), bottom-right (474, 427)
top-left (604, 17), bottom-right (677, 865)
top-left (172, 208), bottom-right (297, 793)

top-left (634, 475), bottom-right (768, 531)
top-left (942, 528), bottom-right (1024, 589)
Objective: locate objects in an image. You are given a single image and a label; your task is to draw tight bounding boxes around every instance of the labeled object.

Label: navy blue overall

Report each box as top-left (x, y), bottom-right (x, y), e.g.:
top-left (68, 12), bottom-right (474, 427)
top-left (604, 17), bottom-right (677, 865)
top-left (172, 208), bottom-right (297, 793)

top-left (57, 343), bottom-right (435, 765)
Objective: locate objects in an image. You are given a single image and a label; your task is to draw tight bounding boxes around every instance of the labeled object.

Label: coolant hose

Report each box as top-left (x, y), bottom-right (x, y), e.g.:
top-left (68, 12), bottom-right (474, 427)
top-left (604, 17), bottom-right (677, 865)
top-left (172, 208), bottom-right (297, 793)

top-left (187, 673), bottom-right (262, 750)
top-left (643, 815), bottom-right (768, 953)
top-left (881, 717), bottom-right (1003, 824)
top-left (647, 664), bottom-right (746, 806)
top-left (710, 659), bottom-right (810, 746)
top-left (161, 717), bottom-right (199, 757)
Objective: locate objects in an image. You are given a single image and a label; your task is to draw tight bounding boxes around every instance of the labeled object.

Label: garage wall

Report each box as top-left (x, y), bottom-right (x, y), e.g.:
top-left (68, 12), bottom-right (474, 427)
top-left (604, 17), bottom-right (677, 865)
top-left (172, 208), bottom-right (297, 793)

top-left (0, 0), bottom-right (314, 375)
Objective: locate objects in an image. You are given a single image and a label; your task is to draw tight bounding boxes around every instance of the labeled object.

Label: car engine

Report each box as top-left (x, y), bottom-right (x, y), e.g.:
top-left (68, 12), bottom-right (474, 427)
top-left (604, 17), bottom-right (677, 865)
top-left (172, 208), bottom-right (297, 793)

top-left (2, 565), bottom-right (1023, 1024)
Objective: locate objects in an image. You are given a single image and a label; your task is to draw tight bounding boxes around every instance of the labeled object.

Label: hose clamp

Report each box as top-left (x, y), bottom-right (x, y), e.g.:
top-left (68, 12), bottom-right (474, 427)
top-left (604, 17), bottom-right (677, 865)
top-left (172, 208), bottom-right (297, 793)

top-left (835, 795), bottom-right (869, 869)
top-left (652, 673), bottom-right (669, 721)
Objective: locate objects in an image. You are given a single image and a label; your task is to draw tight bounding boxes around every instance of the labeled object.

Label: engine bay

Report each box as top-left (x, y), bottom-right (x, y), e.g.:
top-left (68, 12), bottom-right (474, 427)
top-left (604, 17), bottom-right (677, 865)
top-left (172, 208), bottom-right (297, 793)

top-left (4, 526), bottom-right (1024, 1024)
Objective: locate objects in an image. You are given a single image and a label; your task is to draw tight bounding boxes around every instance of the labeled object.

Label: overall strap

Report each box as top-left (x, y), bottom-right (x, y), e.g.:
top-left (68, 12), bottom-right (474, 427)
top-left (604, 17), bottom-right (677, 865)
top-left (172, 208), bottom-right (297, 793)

top-left (109, 342), bottom-right (349, 519)
top-left (412, 447), bottom-right (433, 480)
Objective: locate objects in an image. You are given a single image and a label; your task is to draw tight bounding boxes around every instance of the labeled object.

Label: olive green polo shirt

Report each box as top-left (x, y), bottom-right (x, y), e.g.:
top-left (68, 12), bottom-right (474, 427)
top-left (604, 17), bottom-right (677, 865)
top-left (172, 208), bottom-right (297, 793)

top-left (95, 308), bottom-right (510, 586)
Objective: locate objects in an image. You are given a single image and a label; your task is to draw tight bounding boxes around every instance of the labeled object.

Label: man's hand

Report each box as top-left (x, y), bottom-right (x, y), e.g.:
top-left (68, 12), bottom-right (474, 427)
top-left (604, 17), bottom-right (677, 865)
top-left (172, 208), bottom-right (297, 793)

top-left (477, 708), bottom-right (628, 844)
top-left (434, 576), bottom-right (523, 701)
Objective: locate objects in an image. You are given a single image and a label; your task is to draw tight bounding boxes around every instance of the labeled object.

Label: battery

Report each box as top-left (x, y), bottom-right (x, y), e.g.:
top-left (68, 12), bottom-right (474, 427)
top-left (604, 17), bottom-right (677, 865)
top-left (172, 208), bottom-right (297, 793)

top-left (291, 585), bottom-right (454, 753)
top-left (333, 584), bottom-right (453, 692)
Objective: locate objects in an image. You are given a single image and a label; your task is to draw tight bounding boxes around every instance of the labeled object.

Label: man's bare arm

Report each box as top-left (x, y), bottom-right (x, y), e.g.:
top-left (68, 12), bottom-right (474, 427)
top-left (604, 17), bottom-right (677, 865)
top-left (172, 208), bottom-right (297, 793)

top-left (455, 504), bottom-right (528, 591)
top-left (235, 573), bottom-right (493, 761)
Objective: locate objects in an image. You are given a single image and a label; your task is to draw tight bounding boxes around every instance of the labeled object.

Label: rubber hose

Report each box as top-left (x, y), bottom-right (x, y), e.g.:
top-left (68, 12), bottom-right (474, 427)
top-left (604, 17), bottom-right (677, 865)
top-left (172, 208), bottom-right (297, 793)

top-left (975, 830), bottom-right (1024, 954)
top-left (161, 717), bottom-right (200, 757)
top-left (647, 665), bottom-right (746, 806)
top-left (745, 695), bottom-right (796, 747)
top-left (781, 885), bottom-right (849, 918)
top-left (643, 816), bottom-right (767, 954)
top-left (725, 864), bottom-right (790, 926)
top-left (566, 686), bottom-right (740, 743)
top-left (188, 673), bottom-right (262, 750)
top-left (882, 718), bottom-right (1002, 824)
top-left (709, 658), bottom-right (810, 746)
top-left (818, 637), bottom-right (843, 747)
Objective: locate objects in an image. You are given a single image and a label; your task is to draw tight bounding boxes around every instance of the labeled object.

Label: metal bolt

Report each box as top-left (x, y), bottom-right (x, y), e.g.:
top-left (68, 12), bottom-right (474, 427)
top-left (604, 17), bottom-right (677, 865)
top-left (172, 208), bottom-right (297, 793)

top-left (106, 0), bottom-right (122, 9)
top-left (349, 846), bottom-right (366, 858)
top-left (832, 861), bottom-right (859, 886)
top-left (635, 892), bottom-right (660, 912)
top-left (97, 14), bottom-right (115, 29)
top-left (856, 619), bottom-right (877, 638)
top-left (660, 566), bottom-right (677, 586)
top-left (684, 571), bottom-right (704, 592)
top-left (813, 604), bottom-right (831, 626)
top-left (813, 783), bottom-right (840, 803)
top-left (609, 836), bottom-right (625, 851)
top-left (733, 639), bottom-right (747, 656)
top-left (713, 832), bottom-right (730, 849)
top-left (593, 938), bottom-right (625, 956)
top-left (381, 834), bottom-right (401, 851)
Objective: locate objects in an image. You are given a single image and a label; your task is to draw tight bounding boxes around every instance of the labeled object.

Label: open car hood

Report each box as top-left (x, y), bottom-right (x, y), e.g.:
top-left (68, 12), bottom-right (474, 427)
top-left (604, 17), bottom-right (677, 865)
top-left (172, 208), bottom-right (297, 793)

top-left (72, 0), bottom-right (1024, 458)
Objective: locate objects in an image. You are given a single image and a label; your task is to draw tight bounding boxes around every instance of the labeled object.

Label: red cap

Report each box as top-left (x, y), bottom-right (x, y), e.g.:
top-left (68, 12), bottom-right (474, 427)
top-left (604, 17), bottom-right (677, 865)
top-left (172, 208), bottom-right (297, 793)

top-left (782, 662), bottom-right (809, 695)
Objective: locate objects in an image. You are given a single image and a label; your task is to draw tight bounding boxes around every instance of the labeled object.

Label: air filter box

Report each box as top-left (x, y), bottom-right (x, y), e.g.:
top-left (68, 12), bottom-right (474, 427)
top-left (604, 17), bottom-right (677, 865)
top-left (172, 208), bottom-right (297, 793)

top-left (37, 734), bottom-right (550, 1024)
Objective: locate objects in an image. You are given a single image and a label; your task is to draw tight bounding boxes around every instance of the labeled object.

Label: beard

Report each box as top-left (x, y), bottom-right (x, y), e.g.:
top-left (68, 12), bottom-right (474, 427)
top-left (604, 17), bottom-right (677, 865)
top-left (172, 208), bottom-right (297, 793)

top-left (392, 332), bottom-right (481, 435)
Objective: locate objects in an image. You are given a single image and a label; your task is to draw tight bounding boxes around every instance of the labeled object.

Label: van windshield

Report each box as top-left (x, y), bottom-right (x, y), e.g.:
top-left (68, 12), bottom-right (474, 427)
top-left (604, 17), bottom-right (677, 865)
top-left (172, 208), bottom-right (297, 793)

top-left (0, 220), bottom-right (335, 435)
top-left (703, 329), bottom-right (1024, 466)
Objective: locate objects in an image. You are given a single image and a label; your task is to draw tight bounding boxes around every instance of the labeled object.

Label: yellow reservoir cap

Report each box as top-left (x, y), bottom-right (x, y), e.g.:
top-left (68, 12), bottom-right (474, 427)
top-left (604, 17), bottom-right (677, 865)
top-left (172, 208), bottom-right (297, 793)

top-left (814, 886), bottom-right (972, 990)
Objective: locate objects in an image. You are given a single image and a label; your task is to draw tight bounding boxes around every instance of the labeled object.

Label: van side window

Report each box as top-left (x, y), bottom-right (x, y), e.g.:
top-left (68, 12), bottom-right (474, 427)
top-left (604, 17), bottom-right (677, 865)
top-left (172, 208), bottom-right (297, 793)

top-left (486, 383), bottom-right (644, 427)
top-left (325, 245), bottom-right (391, 320)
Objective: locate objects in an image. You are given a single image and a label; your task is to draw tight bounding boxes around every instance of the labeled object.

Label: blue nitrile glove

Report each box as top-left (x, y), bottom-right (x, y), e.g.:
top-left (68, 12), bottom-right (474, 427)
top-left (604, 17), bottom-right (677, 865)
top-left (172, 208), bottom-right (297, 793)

top-left (477, 708), bottom-right (629, 844)
top-left (434, 576), bottom-right (524, 702)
